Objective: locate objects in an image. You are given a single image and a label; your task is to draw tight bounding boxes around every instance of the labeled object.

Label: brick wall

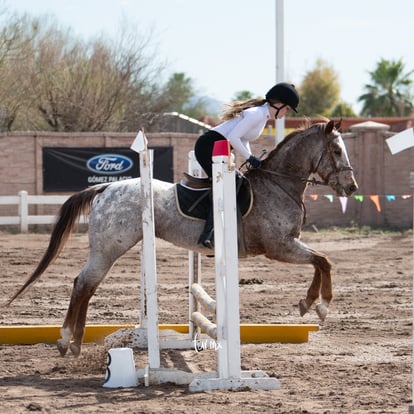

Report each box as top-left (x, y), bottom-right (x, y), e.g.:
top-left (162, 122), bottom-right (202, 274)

top-left (1, 122), bottom-right (413, 228)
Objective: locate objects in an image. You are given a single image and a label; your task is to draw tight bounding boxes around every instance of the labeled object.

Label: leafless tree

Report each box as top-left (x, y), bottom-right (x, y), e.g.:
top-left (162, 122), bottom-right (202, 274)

top-left (0, 10), bottom-right (40, 130)
top-left (0, 11), bottom-right (214, 132)
top-left (28, 20), bottom-right (168, 132)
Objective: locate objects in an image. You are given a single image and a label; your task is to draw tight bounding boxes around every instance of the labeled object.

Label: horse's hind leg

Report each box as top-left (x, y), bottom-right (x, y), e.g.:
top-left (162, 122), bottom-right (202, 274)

top-left (57, 255), bottom-right (114, 357)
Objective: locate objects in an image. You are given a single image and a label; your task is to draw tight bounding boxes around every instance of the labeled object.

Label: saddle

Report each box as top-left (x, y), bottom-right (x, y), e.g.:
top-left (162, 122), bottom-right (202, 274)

top-left (176, 171), bottom-right (252, 219)
top-left (181, 172), bottom-right (211, 189)
top-left (175, 171), bottom-right (253, 257)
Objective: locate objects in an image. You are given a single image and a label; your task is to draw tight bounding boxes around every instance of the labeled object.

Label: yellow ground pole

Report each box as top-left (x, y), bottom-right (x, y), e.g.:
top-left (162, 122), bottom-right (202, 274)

top-left (0, 324), bottom-right (319, 345)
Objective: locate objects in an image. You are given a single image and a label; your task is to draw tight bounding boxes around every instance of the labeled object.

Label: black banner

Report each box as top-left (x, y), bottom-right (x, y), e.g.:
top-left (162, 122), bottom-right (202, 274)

top-left (43, 147), bottom-right (173, 192)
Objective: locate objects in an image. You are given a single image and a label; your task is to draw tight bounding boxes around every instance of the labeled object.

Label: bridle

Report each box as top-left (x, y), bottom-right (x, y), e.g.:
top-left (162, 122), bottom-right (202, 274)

top-left (312, 135), bottom-right (354, 187)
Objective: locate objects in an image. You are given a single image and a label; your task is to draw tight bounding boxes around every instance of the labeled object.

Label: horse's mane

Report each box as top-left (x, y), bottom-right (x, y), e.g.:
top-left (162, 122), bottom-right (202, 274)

top-left (262, 118), bottom-right (328, 163)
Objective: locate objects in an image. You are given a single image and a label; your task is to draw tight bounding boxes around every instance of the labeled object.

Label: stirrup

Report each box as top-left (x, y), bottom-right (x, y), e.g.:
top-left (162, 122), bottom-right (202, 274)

top-left (197, 230), bottom-right (214, 249)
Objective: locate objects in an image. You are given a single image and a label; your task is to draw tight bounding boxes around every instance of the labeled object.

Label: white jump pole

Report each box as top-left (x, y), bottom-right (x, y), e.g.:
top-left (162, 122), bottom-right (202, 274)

top-left (131, 131), bottom-right (160, 371)
top-left (188, 151), bottom-right (203, 340)
top-left (212, 140), bottom-right (241, 378)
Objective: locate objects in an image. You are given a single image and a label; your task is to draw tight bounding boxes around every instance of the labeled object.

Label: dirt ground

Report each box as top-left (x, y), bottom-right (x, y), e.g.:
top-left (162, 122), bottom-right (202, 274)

top-left (0, 228), bottom-right (412, 413)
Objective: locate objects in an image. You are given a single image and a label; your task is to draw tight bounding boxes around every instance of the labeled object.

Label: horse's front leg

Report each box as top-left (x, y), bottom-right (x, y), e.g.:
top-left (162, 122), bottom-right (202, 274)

top-left (298, 267), bottom-right (321, 317)
top-left (299, 253), bottom-right (332, 321)
top-left (265, 239), bottom-right (333, 321)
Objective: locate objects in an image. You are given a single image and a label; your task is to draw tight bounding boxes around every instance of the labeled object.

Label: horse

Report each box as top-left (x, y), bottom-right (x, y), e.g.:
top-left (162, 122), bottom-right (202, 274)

top-left (8, 119), bottom-right (358, 357)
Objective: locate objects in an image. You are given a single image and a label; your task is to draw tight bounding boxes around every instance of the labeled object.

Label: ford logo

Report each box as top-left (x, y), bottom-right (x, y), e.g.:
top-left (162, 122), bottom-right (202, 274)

top-left (87, 154), bottom-right (133, 175)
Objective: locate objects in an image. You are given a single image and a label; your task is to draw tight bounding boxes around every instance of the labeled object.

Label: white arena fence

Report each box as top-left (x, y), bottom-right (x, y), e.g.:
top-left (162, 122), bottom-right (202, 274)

top-left (0, 191), bottom-right (87, 233)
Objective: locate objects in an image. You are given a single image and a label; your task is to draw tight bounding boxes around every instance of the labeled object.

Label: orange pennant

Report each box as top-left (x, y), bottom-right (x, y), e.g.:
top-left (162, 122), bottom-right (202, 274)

top-left (369, 195), bottom-right (381, 212)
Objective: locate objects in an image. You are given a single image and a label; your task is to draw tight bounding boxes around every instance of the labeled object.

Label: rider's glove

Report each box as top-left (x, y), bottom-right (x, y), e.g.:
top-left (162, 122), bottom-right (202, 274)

top-left (247, 155), bottom-right (262, 169)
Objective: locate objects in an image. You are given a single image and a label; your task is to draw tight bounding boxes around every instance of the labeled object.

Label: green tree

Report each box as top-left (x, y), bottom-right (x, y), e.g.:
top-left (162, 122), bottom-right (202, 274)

top-left (297, 59), bottom-right (340, 117)
top-left (330, 102), bottom-right (357, 117)
top-left (232, 90), bottom-right (255, 101)
top-left (164, 72), bottom-right (193, 113)
top-left (163, 72), bottom-right (211, 120)
top-left (358, 58), bottom-right (414, 117)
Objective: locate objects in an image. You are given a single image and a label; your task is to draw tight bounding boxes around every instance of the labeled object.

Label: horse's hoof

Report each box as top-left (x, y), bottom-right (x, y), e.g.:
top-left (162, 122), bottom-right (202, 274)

top-left (70, 342), bottom-right (81, 357)
top-left (299, 299), bottom-right (308, 316)
top-left (316, 303), bottom-right (328, 321)
top-left (57, 339), bottom-right (69, 357)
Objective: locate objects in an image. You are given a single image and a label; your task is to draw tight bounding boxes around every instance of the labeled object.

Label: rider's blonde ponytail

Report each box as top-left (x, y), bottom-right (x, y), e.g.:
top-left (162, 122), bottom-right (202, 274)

top-left (220, 98), bottom-right (266, 121)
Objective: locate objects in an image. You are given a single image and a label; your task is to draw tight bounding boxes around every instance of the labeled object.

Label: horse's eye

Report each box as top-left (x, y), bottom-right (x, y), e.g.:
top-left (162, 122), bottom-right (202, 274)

top-left (334, 149), bottom-right (342, 156)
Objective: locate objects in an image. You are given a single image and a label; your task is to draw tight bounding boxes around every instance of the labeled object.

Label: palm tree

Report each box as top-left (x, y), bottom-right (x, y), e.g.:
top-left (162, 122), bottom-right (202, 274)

top-left (358, 58), bottom-right (414, 117)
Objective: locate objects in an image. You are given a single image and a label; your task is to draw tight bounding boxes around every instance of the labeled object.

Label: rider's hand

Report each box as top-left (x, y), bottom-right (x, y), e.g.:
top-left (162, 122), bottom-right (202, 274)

top-left (247, 155), bottom-right (262, 169)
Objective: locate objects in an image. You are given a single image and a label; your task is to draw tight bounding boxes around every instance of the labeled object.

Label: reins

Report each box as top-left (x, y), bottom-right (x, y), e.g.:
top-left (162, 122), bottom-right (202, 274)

top-left (255, 168), bottom-right (327, 186)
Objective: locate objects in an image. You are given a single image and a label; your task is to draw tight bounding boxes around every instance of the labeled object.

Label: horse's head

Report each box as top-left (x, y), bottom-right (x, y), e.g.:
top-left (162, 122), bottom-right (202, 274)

top-left (314, 120), bottom-right (358, 197)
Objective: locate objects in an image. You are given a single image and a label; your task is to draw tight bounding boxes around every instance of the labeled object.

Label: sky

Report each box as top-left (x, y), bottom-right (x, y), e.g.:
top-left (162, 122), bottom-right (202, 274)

top-left (5, 0), bottom-right (414, 114)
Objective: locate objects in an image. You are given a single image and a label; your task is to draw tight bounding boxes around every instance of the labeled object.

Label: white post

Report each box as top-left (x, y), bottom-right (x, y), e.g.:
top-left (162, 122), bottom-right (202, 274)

top-left (188, 150), bottom-right (203, 340)
top-left (275, 0), bottom-right (285, 145)
top-left (131, 131), bottom-right (160, 370)
top-left (140, 148), bottom-right (160, 369)
top-left (18, 190), bottom-right (28, 233)
top-left (212, 141), bottom-right (241, 379)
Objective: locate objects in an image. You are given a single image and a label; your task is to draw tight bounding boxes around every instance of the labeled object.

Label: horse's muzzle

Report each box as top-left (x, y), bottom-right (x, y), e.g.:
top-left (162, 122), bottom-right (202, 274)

top-left (332, 171), bottom-right (358, 197)
top-left (342, 177), bottom-right (358, 196)
top-left (348, 182), bottom-right (358, 194)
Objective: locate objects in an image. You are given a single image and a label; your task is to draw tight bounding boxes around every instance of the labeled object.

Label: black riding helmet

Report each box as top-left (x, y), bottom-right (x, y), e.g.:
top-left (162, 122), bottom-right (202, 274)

top-left (265, 82), bottom-right (299, 113)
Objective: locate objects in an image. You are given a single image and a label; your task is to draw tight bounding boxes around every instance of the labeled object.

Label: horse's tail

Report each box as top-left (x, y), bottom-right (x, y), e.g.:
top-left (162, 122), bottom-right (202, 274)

top-left (6, 184), bottom-right (109, 305)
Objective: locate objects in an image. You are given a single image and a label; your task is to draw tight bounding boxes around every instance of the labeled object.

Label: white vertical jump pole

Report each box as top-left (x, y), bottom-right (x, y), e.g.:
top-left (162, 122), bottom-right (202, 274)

top-left (212, 140), bottom-right (241, 378)
top-left (188, 151), bottom-right (203, 340)
top-left (131, 131), bottom-right (160, 372)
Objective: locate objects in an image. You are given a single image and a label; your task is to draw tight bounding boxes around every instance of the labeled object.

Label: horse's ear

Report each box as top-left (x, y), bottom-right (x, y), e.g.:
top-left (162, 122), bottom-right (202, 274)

top-left (325, 120), bottom-right (334, 136)
top-left (334, 118), bottom-right (342, 131)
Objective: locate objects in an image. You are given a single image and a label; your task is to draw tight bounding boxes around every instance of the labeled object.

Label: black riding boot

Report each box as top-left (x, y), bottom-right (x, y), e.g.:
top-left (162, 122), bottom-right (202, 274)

top-left (197, 205), bottom-right (214, 249)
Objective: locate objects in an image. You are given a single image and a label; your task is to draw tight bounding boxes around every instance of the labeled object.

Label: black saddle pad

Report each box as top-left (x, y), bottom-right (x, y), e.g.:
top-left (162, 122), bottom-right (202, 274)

top-left (175, 174), bottom-right (253, 220)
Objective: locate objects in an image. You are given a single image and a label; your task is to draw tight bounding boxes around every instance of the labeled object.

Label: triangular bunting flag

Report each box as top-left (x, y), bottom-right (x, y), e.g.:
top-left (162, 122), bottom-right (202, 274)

top-left (339, 197), bottom-right (348, 213)
top-left (370, 195), bottom-right (381, 212)
top-left (324, 194), bottom-right (333, 203)
top-left (354, 195), bottom-right (364, 202)
top-left (309, 194), bottom-right (318, 200)
top-left (386, 195), bottom-right (396, 201)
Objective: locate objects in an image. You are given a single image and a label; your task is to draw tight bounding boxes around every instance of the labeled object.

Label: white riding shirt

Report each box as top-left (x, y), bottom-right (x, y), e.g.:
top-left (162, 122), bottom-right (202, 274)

top-left (212, 104), bottom-right (271, 159)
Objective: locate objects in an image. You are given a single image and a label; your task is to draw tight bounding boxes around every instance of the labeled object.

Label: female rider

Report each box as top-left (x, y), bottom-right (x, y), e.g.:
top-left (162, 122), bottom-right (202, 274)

top-left (194, 82), bottom-right (300, 248)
